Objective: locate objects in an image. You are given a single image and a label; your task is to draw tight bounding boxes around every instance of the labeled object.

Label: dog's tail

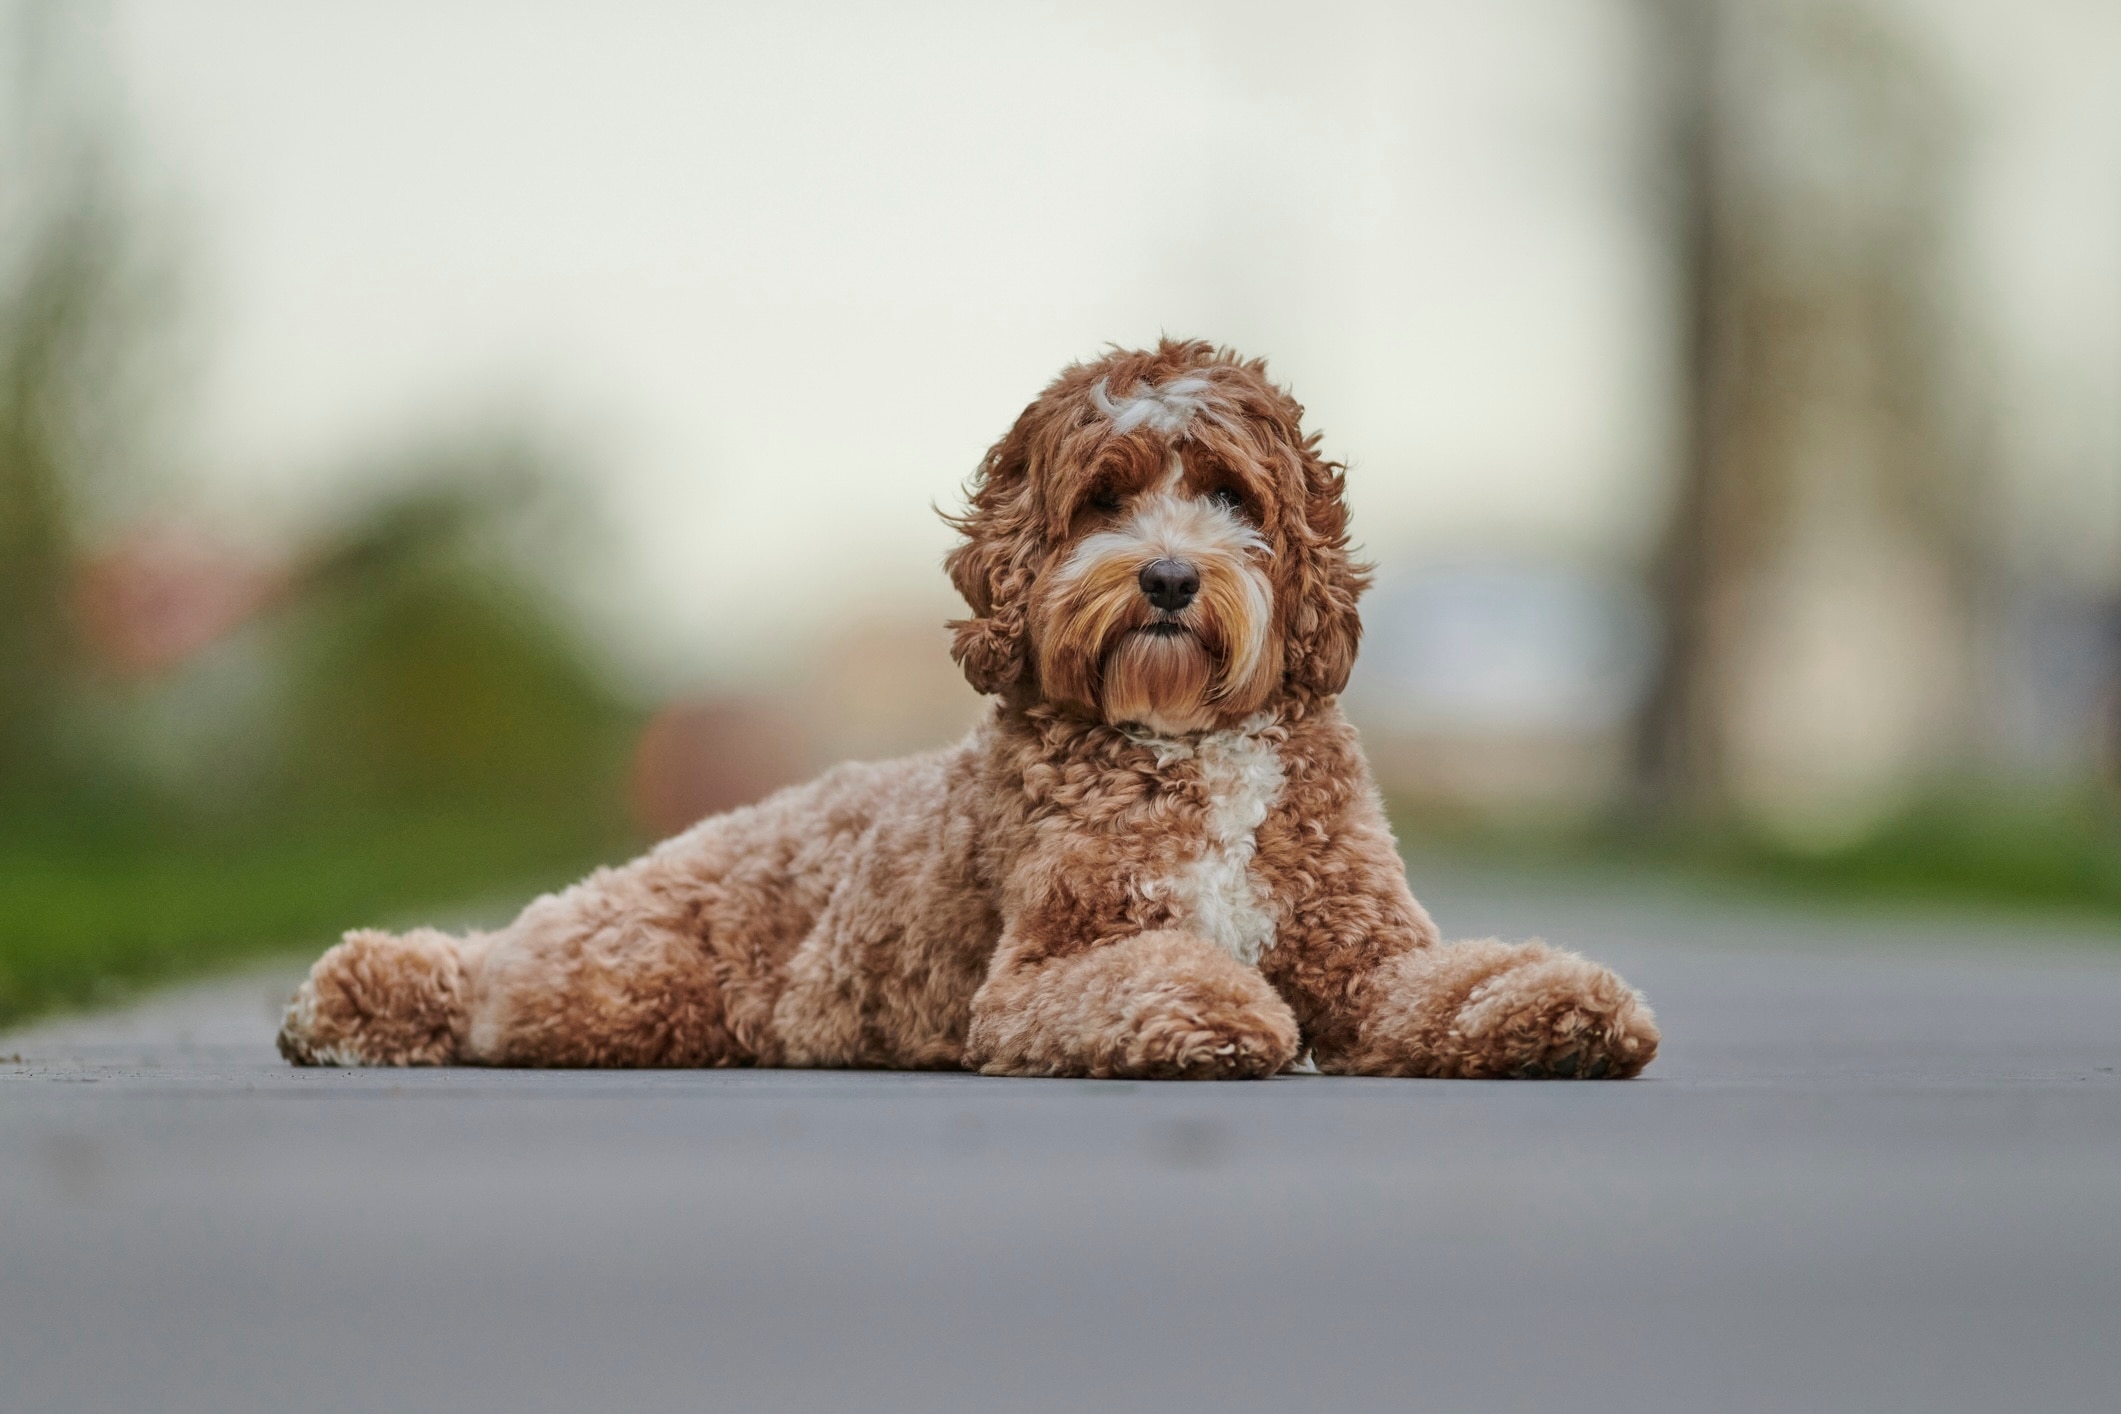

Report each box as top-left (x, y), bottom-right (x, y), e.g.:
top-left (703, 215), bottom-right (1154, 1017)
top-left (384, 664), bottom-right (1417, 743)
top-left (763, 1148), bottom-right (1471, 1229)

top-left (278, 927), bottom-right (478, 1066)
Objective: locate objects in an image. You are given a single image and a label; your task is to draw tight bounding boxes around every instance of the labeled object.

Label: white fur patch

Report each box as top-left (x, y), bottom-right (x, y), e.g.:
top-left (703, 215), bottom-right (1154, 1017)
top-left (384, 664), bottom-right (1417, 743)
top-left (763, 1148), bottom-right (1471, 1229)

top-left (1092, 375), bottom-right (1214, 436)
top-left (1056, 491), bottom-right (1269, 578)
top-left (1137, 715), bottom-right (1284, 966)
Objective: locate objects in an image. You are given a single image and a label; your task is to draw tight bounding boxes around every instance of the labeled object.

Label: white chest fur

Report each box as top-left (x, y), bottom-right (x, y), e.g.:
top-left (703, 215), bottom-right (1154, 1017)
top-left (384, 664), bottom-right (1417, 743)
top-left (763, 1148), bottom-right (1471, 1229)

top-left (1137, 718), bottom-right (1285, 966)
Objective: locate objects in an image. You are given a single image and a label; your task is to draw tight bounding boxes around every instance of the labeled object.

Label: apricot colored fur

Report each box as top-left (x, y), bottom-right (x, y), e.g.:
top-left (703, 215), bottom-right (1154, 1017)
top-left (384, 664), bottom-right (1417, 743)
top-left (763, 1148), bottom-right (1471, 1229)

top-left (281, 340), bottom-right (1658, 1081)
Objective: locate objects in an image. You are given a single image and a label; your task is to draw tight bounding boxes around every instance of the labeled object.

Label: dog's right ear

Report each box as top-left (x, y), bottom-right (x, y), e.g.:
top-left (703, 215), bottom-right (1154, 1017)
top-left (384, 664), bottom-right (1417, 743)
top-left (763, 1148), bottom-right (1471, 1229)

top-left (942, 429), bottom-right (1037, 696)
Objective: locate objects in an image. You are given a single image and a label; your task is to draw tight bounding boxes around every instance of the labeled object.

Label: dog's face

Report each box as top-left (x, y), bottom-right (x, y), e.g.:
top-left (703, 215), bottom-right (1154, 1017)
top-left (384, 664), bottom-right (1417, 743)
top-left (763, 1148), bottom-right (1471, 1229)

top-left (946, 340), bottom-right (1367, 733)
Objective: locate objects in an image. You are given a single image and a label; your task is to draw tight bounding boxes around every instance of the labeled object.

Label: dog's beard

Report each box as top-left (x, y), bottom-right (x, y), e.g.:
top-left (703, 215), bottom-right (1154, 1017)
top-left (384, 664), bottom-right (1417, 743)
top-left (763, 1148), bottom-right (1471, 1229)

top-left (1035, 542), bottom-right (1277, 735)
top-left (1100, 624), bottom-right (1216, 735)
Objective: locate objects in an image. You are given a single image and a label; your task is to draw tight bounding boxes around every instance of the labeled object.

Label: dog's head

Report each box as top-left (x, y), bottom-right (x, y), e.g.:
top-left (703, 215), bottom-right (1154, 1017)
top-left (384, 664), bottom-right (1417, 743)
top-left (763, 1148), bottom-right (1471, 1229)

top-left (945, 340), bottom-right (1367, 734)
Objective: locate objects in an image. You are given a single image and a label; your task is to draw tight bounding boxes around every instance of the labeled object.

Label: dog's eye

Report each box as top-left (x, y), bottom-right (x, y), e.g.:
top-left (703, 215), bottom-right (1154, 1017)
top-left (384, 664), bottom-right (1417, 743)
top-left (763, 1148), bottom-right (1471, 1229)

top-left (1209, 487), bottom-right (1246, 517)
top-left (1087, 489), bottom-right (1122, 514)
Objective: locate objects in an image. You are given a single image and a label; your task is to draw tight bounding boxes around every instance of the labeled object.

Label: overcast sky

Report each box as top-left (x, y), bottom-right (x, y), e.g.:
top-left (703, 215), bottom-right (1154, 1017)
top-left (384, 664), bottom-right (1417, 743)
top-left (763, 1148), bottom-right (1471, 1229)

top-left (73, 0), bottom-right (2121, 685)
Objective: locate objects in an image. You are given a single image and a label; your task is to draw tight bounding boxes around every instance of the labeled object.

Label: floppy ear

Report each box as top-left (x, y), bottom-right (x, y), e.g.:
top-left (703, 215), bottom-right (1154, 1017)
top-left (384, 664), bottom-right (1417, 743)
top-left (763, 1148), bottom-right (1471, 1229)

top-left (942, 430), bottom-right (1039, 696)
top-left (1280, 436), bottom-right (1369, 698)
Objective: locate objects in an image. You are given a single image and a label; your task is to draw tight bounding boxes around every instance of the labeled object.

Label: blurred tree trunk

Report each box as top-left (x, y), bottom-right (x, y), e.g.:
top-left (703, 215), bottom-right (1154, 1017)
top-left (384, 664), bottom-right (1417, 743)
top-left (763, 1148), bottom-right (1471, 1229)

top-left (0, 1), bottom-right (159, 806)
top-left (1631, 0), bottom-right (1985, 840)
top-left (1631, 0), bottom-right (1734, 820)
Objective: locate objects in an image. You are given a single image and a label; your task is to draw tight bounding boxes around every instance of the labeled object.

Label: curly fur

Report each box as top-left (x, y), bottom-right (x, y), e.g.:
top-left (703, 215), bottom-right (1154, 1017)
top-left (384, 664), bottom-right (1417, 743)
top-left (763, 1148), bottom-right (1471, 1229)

top-left (280, 339), bottom-right (1659, 1080)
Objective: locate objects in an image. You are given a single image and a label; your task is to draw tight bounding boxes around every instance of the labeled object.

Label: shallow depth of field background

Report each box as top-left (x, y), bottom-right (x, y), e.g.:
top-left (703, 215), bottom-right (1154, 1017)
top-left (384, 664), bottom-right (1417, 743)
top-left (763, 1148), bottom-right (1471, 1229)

top-left (3, 0), bottom-right (2118, 1023)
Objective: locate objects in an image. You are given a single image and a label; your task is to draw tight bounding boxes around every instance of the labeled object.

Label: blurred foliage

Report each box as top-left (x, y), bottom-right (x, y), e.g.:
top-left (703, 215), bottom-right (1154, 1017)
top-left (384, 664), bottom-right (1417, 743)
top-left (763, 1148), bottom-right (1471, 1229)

top-left (0, 449), bottom-right (644, 1030)
top-left (276, 468), bottom-right (636, 815)
top-left (0, 449), bottom-right (646, 1026)
top-left (0, 83), bottom-right (142, 805)
top-left (0, 12), bottom-right (641, 1026)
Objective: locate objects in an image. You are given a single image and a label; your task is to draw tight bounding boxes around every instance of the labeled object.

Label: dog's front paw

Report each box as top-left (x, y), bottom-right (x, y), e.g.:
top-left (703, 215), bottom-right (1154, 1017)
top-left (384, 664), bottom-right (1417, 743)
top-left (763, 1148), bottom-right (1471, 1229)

top-left (1454, 945), bottom-right (1659, 1079)
top-left (968, 929), bottom-right (1299, 1080)
top-left (1329, 938), bottom-right (1659, 1080)
top-left (1119, 981), bottom-right (1300, 1080)
top-left (1468, 970), bottom-right (1659, 1080)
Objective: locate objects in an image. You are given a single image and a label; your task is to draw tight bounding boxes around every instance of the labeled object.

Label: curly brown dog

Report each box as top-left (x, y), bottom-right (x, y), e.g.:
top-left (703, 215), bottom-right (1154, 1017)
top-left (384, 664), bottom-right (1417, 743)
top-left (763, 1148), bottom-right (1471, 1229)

top-left (279, 339), bottom-right (1659, 1079)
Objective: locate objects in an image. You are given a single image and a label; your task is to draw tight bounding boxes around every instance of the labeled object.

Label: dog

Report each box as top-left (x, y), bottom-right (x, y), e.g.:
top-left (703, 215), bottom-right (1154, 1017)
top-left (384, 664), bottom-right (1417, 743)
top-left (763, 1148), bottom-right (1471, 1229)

top-left (278, 340), bottom-right (1659, 1079)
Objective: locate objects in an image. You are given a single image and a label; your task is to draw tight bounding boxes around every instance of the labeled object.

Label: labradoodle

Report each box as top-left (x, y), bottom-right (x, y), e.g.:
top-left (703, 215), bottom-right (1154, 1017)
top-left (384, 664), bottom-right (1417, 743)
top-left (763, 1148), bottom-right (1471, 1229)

top-left (279, 339), bottom-right (1659, 1080)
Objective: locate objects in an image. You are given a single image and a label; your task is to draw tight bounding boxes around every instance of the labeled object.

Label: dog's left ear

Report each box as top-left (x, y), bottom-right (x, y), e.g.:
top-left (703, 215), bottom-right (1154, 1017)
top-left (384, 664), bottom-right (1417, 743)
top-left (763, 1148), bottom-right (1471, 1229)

top-left (942, 429), bottom-right (1038, 696)
top-left (1281, 436), bottom-right (1369, 698)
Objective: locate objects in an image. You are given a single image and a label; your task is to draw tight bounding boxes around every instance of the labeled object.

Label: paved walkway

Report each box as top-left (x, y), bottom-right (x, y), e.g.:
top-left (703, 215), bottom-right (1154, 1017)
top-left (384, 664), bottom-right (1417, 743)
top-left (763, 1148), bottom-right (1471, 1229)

top-left (6, 866), bottom-right (2119, 1414)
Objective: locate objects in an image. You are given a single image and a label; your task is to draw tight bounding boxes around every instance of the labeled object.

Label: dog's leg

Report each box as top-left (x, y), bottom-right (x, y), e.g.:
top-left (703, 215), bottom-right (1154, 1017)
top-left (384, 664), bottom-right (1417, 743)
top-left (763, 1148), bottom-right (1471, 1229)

top-left (1260, 796), bottom-right (1659, 1079)
top-left (964, 927), bottom-right (1299, 1079)
top-left (280, 880), bottom-right (742, 1068)
top-left (1306, 937), bottom-right (1660, 1079)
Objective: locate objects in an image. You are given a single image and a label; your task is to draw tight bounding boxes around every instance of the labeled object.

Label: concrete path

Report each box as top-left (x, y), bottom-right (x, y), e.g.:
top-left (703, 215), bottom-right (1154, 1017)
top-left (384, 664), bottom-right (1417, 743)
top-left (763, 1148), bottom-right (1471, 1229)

top-left (5, 865), bottom-right (2119, 1414)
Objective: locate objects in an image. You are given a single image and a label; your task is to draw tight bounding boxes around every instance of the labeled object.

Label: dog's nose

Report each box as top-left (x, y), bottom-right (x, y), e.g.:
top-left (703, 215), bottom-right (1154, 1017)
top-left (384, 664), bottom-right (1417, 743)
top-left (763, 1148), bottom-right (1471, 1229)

top-left (1138, 558), bottom-right (1200, 611)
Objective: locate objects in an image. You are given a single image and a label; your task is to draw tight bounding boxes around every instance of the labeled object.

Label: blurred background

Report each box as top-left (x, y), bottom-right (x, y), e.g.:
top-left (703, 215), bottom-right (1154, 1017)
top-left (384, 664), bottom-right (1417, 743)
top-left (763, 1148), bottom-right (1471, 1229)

top-left (3, 0), bottom-right (2117, 1025)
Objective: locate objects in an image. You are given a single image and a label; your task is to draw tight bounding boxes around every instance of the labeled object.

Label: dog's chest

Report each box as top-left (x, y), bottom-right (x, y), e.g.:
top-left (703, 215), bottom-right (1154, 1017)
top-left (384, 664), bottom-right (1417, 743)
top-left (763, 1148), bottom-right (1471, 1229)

top-left (1139, 722), bottom-right (1285, 967)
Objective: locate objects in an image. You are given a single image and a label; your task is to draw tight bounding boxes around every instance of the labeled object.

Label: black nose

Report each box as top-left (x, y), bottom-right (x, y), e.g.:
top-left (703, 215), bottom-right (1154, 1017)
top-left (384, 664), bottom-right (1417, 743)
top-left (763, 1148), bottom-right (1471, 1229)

top-left (1138, 558), bottom-right (1200, 611)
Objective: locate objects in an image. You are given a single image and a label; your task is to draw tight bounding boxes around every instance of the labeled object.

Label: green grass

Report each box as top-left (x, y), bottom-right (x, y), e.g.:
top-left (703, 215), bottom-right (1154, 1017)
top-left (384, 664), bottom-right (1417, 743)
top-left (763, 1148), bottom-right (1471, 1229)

top-left (0, 808), bottom-right (639, 1029)
top-left (1394, 790), bottom-right (2121, 928)
top-left (1733, 801), bottom-right (2121, 913)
